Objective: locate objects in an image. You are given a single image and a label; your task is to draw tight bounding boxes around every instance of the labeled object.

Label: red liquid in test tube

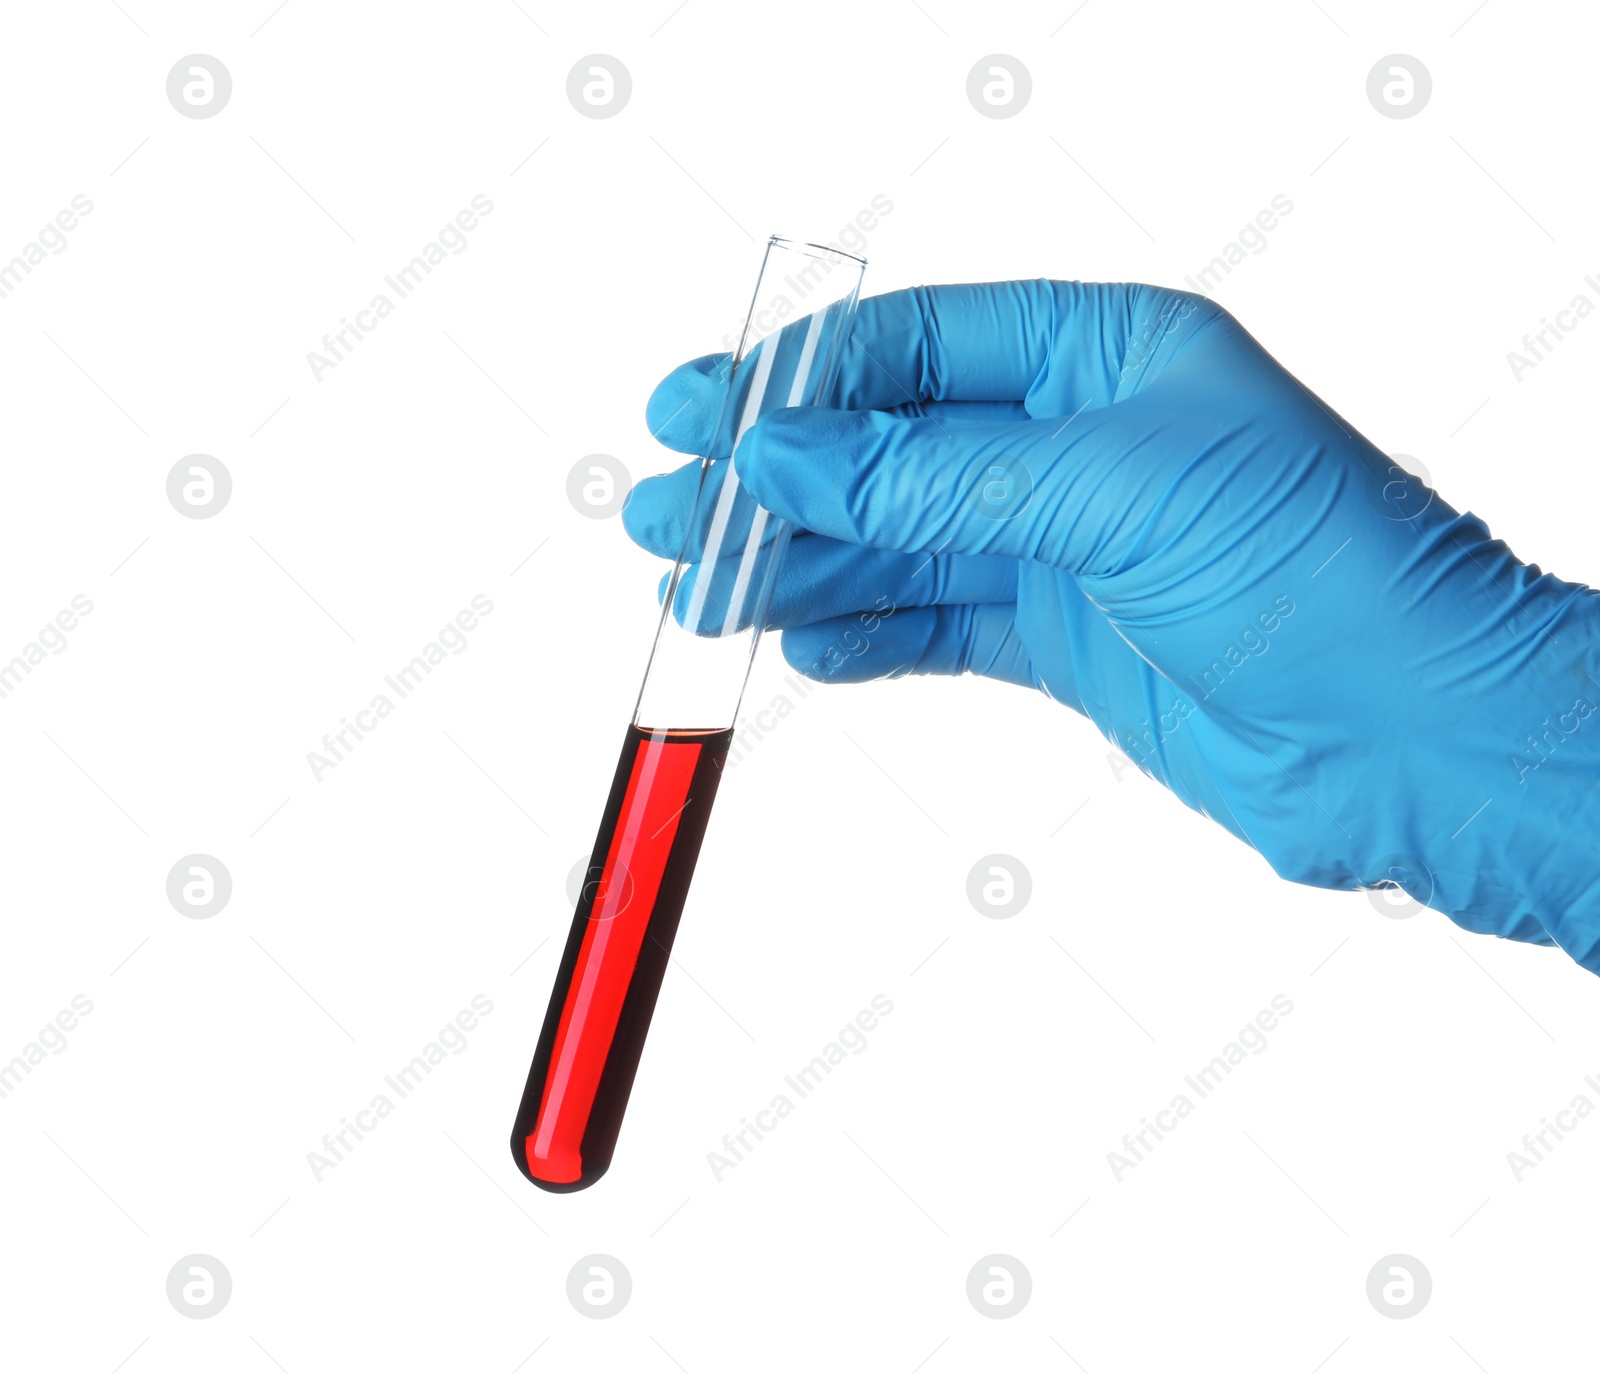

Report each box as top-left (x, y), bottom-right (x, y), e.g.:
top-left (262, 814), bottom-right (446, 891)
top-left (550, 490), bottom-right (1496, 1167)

top-left (511, 237), bottom-right (866, 1190)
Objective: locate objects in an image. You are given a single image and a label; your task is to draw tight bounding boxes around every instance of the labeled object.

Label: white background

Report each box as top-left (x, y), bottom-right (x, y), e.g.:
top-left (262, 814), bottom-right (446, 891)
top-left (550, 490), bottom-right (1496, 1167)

top-left (2, 0), bottom-right (1598, 1369)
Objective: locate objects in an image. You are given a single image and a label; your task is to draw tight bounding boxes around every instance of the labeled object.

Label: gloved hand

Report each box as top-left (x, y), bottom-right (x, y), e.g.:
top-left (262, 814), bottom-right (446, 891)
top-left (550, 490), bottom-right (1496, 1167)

top-left (623, 281), bottom-right (1600, 974)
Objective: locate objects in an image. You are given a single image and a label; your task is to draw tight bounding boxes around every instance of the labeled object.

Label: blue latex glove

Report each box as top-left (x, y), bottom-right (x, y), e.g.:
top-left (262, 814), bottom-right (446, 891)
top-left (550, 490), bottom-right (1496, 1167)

top-left (624, 281), bottom-right (1600, 974)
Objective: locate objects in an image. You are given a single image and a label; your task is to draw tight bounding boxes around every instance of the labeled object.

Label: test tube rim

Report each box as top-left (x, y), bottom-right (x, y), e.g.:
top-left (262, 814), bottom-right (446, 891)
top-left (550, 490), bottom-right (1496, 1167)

top-left (767, 233), bottom-right (867, 268)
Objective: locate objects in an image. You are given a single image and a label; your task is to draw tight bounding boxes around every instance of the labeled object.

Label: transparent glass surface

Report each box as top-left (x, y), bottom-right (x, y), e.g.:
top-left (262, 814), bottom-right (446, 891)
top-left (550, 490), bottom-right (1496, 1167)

top-left (633, 236), bottom-right (866, 729)
top-left (510, 235), bottom-right (866, 1192)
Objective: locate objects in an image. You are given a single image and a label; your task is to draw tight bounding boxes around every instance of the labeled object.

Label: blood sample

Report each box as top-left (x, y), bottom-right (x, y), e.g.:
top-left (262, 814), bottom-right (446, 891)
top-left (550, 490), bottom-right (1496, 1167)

top-left (512, 726), bottom-right (730, 1188)
top-left (511, 237), bottom-right (865, 1190)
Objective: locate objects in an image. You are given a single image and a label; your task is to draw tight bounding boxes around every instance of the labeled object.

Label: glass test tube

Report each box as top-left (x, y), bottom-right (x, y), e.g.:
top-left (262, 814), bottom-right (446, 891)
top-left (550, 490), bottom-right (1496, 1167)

top-left (511, 236), bottom-right (867, 1191)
